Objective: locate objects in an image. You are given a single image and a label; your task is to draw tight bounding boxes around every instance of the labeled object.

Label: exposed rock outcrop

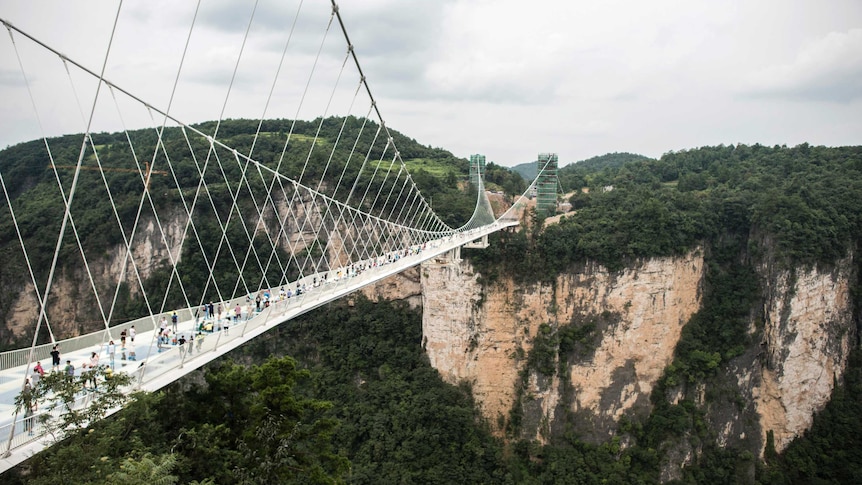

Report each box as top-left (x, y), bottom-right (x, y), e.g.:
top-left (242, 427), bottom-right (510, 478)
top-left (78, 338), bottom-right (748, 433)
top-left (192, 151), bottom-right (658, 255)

top-left (421, 245), bottom-right (857, 461)
top-left (755, 259), bottom-right (855, 453)
top-left (422, 249), bottom-right (705, 440)
top-left (360, 266), bottom-right (422, 309)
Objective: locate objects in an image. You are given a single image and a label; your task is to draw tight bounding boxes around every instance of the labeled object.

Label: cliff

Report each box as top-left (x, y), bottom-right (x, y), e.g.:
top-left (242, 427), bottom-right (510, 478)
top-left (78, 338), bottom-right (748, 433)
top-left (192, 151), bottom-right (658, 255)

top-left (421, 246), bottom-right (857, 462)
top-left (754, 258), bottom-right (855, 453)
top-left (422, 249), bottom-right (705, 441)
top-left (3, 210), bottom-right (186, 340)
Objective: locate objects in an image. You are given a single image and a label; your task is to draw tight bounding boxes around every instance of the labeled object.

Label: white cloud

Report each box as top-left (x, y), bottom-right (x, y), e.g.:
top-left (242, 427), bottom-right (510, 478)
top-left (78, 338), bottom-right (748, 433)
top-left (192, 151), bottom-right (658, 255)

top-left (1, 0), bottom-right (860, 164)
top-left (744, 28), bottom-right (862, 102)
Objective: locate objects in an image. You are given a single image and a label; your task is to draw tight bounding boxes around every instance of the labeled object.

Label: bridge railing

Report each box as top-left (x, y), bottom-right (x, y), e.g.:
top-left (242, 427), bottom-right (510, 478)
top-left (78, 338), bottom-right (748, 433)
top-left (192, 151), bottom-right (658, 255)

top-left (0, 313), bottom-right (169, 373)
top-left (0, 382), bottom-right (97, 453)
top-left (0, 265), bottom-right (388, 374)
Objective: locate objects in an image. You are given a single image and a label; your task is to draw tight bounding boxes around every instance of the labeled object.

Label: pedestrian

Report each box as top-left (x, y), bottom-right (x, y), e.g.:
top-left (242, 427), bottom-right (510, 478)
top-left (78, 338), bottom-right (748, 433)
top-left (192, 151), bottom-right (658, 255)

top-left (120, 329), bottom-right (127, 348)
top-left (34, 361), bottom-right (45, 377)
top-left (106, 340), bottom-right (116, 369)
top-left (50, 345), bottom-right (61, 372)
top-left (22, 380), bottom-right (36, 436)
top-left (157, 330), bottom-right (164, 351)
top-left (84, 352), bottom-right (99, 390)
top-left (195, 332), bottom-right (204, 353)
top-left (171, 311), bottom-right (178, 333)
top-left (178, 335), bottom-right (186, 357)
top-left (64, 360), bottom-right (74, 382)
top-left (159, 316), bottom-right (168, 335)
top-left (129, 325), bottom-right (136, 343)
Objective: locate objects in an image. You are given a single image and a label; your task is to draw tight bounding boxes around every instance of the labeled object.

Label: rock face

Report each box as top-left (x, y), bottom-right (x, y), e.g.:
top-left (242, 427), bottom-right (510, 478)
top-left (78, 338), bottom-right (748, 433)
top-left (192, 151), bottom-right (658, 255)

top-left (421, 247), bottom-right (857, 458)
top-left (360, 266), bottom-right (422, 309)
top-left (422, 249), bottom-right (705, 440)
top-left (3, 211), bottom-right (187, 340)
top-left (754, 260), bottom-right (855, 453)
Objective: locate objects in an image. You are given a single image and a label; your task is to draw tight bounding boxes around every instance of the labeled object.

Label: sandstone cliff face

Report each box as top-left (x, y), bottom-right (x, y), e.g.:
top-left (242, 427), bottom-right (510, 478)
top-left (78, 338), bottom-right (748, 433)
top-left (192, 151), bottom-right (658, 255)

top-left (421, 246), bottom-right (857, 461)
top-left (422, 249), bottom-right (705, 440)
top-left (360, 266), bottom-right (422, 309)
top-left (4, 211), bottom-right (187, 340)
top-left (754, 260), bottom-right (855, 453)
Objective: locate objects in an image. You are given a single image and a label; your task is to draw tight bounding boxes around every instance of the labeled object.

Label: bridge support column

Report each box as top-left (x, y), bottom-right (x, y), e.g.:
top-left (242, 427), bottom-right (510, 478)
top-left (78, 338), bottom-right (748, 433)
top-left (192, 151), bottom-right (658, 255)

top-left (463, 234), bottom-right (489, 249)
top-left (448, 246), bottom-right (461, 264)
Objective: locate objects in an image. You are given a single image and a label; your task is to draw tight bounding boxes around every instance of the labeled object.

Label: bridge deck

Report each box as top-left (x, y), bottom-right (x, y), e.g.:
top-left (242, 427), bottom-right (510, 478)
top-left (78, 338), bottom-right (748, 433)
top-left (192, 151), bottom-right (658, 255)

top-left (0, 220), bottom-right (516, 473)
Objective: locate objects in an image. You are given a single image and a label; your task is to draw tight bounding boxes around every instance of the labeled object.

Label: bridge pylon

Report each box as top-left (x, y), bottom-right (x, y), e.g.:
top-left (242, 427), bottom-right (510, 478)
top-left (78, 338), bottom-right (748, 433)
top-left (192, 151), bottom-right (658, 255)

top-left (463, 234), bottom-right (489, 249)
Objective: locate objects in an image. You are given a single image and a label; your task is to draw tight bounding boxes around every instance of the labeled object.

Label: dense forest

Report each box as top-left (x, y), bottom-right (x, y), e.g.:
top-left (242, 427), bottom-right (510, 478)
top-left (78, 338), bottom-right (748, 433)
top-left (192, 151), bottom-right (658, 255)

top-left (510, 152), bottom-right (651, 184)
top-left (4, 135), bottom-right (862, 482)
top-left (472, 143), bottom-right (862, 279)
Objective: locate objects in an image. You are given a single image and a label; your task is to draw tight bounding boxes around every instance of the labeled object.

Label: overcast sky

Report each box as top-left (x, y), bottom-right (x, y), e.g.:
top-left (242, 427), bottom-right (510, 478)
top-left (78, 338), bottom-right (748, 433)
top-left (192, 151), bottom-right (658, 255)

top-left (1, 0), bottom-right (860, 167)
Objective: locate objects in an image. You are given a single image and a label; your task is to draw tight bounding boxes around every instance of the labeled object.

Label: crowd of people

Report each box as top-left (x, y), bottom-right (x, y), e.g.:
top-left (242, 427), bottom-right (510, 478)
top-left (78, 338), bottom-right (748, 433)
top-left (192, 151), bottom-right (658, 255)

top-left (24, 241), bottom-right (446, 388)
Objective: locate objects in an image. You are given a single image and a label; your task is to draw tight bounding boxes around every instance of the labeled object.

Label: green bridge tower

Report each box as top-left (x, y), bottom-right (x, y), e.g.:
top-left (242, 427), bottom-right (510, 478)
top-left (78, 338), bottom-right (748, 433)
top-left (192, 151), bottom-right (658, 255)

top-left (469, 154), bottom-right (486, 189)
top-left (536, 152), bottom-right (558, 216)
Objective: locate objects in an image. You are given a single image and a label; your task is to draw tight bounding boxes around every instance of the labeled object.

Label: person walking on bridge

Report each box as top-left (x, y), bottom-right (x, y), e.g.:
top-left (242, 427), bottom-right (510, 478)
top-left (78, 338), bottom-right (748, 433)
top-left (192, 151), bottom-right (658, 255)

top-left (106, 340), bottom-right (116, 370)
top-left (84, 352), bottom-right (100, 390)
top-left (50, 345), bottom-right (60, 372)
top-left (64, 360), bottom-right (74, 382)
top-left (22, 380), bottom-right (36, 436)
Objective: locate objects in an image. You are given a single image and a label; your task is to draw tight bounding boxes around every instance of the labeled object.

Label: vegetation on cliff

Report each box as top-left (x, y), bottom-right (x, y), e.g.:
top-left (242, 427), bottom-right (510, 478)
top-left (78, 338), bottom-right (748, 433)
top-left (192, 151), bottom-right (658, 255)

top-left (471, 144), bottom-right (862, 280)
top-left (12, 294), bottom-right (862, 484)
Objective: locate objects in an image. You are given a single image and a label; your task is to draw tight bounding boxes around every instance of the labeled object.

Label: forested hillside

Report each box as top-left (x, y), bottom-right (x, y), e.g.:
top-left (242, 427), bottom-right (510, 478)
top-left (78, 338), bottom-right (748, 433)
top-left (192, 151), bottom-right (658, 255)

top-left (558, 152), bottom-right (654, 192)
top-left (474, 143), bottom-right (862, 279)
top-left (510, 152), bottom-right (650, 184)
top-left (11, 297), bottom-right (862, 484)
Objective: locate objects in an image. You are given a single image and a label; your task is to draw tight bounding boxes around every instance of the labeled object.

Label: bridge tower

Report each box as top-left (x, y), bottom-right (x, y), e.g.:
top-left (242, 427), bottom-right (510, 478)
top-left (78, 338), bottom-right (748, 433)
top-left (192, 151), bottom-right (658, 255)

top-left (469, 154), bottom-right (486, 189)
top-left (536, 152), bottom-right (558, 216)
